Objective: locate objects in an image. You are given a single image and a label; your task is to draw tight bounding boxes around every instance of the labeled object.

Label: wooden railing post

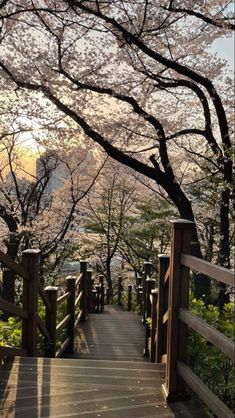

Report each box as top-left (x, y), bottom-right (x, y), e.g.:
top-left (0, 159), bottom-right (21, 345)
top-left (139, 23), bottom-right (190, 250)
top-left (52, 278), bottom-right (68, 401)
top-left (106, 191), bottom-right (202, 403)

top-left (127, 285), bottom-right (132, 311)
top-left (150, 289), bottom-right (158, 363)
top-left (144, 278), bottom-right (155, 357)
top-left (162, 219), bottom-right (194, 402)
top-left (92, 288), bottom-right (97, 312)
top-left (99, 275), bottom-right (104, 313)
top-left (45, 286), bottom-right (58, 358)
top-left (22, 249), bottom-right (40, 357)
top-left (118, 276), bottom-right (122, 305)
top-left (142, 262), bottom-right (152, 323)
top-left (80, 261), bottom-right (88, 321)
top-left (65, 276), bottom-right (76, 354)
top-left (87, 270), bottom-right (93, 313)
top-left (156, 254), bottom-right (170, 363)
top-left (95, 284), bottom-right (101, 312)
top-left (136, 285), bottom-right (142, 311)
top-left (106, 287), bottom-right (110, 305)
top-left (137, 275), bottom-right (142, 286)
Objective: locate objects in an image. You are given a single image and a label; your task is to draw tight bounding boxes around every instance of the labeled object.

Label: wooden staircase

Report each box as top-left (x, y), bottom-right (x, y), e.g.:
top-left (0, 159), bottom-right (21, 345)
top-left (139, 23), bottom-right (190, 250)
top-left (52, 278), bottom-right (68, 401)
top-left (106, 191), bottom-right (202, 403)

top-left (0, 305), bottom-right (211, 418)
top-left (0, 220), bottom-right (234, 417)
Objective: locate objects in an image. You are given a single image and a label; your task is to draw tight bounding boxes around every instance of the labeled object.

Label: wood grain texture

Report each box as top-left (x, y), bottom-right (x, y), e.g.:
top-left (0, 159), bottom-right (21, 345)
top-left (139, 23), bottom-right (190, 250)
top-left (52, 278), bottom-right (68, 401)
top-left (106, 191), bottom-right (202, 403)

top-left (0, 305), bottom-right (211, 417)
top-left (180, 254), bottom-right (234, 287)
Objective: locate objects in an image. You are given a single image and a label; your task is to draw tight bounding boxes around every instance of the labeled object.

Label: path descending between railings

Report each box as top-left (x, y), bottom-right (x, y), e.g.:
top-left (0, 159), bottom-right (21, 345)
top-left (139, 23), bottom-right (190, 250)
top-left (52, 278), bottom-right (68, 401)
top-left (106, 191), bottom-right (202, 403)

top-left (0, 305), bottom-right (210, 418)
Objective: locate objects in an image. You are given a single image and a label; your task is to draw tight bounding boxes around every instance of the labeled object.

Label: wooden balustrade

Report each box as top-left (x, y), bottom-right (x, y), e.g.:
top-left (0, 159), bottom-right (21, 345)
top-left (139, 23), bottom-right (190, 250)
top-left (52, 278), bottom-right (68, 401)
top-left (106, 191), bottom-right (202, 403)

top-left (150, 289), bottom-right (158, 362)
top-left (106, 287), bottom-right (111, 305)
top-left (142, 262), bottom-right (152, 323)
top-left (143, 278), bottom-right (155, 357)
top-left (155, 254), bottom-right (170, 364)
top-left (0, 252), bottom-right (104, 359)
top-left (136, 285), bottom-right (143, 314)
top-left (118, 276), bottom-right (122, 305)
top-left (127, 284), bottom-right (132, 311)
top-left (99, 275), bottom-right (105, 313)
top-left (1, 219), bottom-right (233, 418)
top-left (87, 270), bottom-right (93, 313)
top-left (152, 219), bottom-right (235, 418)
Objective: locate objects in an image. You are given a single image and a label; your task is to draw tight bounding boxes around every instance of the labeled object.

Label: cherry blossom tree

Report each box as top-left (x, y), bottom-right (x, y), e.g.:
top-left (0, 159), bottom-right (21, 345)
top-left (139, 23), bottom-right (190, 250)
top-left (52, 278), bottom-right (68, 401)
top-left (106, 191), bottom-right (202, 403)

top-left (0, 124), bottom-right (102, 303)
top-left (76, 161), bottom-right (138, 293)
top-left (0, 0), bottom-right (233, 304)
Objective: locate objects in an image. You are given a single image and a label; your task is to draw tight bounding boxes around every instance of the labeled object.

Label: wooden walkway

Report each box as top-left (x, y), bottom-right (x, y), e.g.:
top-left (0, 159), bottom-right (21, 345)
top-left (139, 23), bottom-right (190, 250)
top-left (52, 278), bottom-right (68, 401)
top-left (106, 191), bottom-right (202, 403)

top-left (71, 305), bottom-right (146, 361)
top-left (0, 305), bottom-right (210, 418)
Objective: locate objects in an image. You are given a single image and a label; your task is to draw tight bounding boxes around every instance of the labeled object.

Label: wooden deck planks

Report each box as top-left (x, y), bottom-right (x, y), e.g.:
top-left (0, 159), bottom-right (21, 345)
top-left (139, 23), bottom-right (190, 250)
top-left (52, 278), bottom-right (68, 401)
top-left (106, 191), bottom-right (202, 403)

top-left (0, 305), bottom-right (211, 417)
top-left (0, 357), bottom-right (171, 418)
top-left (71, 305), bottom-right (146, 361)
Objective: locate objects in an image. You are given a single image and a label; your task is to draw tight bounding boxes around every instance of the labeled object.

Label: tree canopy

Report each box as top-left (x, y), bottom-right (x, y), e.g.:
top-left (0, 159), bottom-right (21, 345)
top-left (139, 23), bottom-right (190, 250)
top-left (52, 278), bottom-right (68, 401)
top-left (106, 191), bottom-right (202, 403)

top-left (0, 1), bottom-right (233, 301)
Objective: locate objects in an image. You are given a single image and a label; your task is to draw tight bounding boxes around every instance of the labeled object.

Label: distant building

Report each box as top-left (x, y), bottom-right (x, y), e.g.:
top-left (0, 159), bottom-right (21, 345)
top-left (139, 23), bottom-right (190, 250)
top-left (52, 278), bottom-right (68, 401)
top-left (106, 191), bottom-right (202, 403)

top-left (36, 152), bottom-right (70, 198)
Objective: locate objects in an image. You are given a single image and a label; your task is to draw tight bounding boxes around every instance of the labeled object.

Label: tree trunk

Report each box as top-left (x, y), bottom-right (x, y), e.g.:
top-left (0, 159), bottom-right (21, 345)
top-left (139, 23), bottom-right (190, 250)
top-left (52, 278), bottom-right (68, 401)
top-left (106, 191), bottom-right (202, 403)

top-left (168, 184), bottom-right (211, 302)
top-left (217, 188), bottom-right (230, 309)
top-left (1, 234), bottom-right (20, 320)
top-left (105, 257), bottom-right (113, 299)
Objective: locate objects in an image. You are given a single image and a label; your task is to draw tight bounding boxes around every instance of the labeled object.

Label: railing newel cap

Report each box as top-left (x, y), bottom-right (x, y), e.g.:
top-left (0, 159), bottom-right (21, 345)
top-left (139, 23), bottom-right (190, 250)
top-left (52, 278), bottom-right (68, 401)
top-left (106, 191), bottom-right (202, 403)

top-left (66, 275), bottom-right (76, 280)
top-left (151, 289), bottom-right (158, 294)
top-left (144, 261), bottom-right (152, 265)
top-left (170, 219), bottom-right (195, 228)
top-left (22, 249), bottom-right (41, 255)
top-left (158, 254), bottom-right (170, 259)
top-left (45, 286), bottom-right (59, 291)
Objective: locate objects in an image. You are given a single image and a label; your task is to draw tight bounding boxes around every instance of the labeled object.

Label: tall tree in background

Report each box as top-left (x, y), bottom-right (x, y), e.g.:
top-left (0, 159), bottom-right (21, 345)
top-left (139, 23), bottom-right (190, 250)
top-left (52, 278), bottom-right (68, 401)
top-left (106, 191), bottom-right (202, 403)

top-left (79, 162), bottom-right (138, 293)
top-left (118, 197), bottom-right (175, 278)
top-left (0, 1), bottom-right (233, 303)
top-left (0, 128), bottom-right (102, 303)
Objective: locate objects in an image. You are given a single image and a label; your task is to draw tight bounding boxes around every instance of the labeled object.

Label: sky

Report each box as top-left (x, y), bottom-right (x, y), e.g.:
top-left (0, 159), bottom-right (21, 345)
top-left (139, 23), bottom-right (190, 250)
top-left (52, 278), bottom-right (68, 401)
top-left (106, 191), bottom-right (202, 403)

top-left (212, 36), bottom-right (234, 71)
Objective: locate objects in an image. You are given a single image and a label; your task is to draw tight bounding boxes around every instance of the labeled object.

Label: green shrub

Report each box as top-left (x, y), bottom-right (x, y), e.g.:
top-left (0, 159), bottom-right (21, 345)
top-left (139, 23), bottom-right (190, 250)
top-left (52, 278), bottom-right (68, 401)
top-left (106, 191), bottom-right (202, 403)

top-left (120, 291), bottom-right (139, 313)
top-left (0, 294), bottom-right (73, 354)
top-left (188, 298), bottom-right (235, 411)
top-left (0, 316), bottom-right (22, 347)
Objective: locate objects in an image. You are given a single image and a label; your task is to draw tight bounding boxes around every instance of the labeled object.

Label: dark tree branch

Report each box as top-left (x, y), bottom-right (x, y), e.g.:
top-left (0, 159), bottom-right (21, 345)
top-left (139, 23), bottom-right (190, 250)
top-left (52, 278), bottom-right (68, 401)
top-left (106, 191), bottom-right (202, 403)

top-left (162, 4), bottom-right (235, 31)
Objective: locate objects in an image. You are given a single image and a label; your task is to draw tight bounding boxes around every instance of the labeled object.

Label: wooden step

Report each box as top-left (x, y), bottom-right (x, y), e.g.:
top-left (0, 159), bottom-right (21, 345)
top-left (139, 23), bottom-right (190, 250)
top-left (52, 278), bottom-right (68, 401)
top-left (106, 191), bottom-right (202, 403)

top-left (0, 357), bottom-right (210, 418)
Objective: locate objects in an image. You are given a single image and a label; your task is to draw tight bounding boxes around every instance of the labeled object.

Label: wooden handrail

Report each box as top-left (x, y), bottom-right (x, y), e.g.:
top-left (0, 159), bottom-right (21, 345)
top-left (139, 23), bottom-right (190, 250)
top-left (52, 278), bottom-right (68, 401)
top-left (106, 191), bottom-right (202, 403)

top-left (56, 313), bottom-right (71, 332)
top-left (177, 362), bottom-right (234, 418)
top-left (179, 308), bottom-right (234, 361)
top-left (164, 265), bottom-right (170, 284)
top-left (150, 289), bottom-right (158, 362)
top-left (75, 309), bottom-right (84, 328)
top-left (38, 282), bottom-right (51, 311)
top-left (56, 337), bottom-right (71, 358)
top-left (0, 250), bottom-right (29, 281)
top-left (157, 219), bottom-right (235, 418)
top-left (181, 254), bottom-right (234, 287)
top-left (57, 291), bottom-right (71, 305)
top-left (143, 277), bottom-right (155, 357)
top-left (75, 272), bottom-right (83, 287)
top-left (0, 250), bottom-right (104, 360)
top-left (75, 290), bottom-right (83, 308)
top-left (0, 346), bottom-right (28, 357)
top-left (0, 299), bottom-right (28, 319)
top-left (156, 254), bottom-right (169, 363)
